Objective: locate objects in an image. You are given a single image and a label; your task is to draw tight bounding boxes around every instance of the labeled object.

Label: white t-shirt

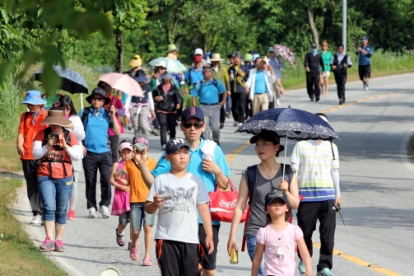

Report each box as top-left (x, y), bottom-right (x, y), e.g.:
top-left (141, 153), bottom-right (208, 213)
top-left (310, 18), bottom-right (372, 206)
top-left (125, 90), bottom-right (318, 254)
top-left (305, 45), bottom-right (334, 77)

top-left (147, 172), bottom-right (210, 243)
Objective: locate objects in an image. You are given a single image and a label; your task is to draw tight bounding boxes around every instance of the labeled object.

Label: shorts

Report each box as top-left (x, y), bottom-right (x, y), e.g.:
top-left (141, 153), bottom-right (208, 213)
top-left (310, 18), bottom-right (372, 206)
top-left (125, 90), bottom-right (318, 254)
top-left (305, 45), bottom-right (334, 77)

top-left (358, 65), bottom-right (371, 80)
top-left (321, 71), bottom-right (331, 77)
top-left (118, 211), bottom-right (130, 225)
top-left (155, 239), bottom-right (200, 276)
top-left (130, 202), bottom-right (155, 232)
top-left (198, 224), bottom-right (220, 270)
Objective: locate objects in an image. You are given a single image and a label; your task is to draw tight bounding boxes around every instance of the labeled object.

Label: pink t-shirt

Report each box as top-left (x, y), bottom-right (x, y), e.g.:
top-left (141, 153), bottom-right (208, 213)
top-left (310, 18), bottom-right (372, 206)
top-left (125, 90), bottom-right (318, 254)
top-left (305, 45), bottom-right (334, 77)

top-left (256, 224), bottom-right (303, 276)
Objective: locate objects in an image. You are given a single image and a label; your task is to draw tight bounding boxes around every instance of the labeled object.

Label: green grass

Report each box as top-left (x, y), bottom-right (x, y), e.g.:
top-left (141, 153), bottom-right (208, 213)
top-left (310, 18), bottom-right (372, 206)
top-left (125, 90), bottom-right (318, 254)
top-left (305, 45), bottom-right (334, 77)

top-left (0, 139), bottom-right (22, 172)
top-left (0, 177), bottom-right (68, 276)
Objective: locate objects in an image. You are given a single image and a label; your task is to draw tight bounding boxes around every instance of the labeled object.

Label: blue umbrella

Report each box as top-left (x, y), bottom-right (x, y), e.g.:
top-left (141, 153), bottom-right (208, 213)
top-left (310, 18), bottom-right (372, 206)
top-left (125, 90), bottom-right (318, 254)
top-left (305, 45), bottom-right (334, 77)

top-left (235, 107), bottom-right (339, 177)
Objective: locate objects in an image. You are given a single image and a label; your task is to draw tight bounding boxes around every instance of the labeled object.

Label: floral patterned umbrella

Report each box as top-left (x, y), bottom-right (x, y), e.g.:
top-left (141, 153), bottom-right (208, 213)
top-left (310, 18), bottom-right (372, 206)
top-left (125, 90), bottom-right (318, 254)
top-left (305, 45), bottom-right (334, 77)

top-left (274, 44), bottom-right (296, 65)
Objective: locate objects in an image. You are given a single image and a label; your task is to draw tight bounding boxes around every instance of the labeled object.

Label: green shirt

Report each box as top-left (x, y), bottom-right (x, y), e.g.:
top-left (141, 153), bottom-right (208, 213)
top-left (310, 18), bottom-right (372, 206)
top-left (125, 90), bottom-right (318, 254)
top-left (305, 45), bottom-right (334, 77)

top-left (319, 51), bottom-right (333, 72)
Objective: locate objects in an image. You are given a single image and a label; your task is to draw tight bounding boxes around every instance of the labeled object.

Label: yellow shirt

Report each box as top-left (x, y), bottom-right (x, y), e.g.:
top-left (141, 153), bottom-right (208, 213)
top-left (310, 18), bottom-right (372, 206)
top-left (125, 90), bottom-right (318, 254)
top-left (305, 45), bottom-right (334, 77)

top-left (124, 158), bottom-right (157, 203)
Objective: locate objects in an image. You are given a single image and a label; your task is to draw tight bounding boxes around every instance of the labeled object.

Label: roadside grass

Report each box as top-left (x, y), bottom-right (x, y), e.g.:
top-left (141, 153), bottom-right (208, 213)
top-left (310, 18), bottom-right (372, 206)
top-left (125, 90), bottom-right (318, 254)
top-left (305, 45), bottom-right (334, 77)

top-left (0, 177), bottom-right (67, 276)
top-left (0, 139), bottom-right (22, 172)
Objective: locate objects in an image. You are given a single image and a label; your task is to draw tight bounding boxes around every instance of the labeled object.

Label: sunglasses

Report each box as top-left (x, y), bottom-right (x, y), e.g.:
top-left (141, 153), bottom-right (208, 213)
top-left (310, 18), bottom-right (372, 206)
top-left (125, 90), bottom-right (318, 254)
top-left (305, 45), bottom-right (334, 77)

top-left (182, 122), bottom-right (204, 129)
top-left (92, 97), bottom-right (104, 101)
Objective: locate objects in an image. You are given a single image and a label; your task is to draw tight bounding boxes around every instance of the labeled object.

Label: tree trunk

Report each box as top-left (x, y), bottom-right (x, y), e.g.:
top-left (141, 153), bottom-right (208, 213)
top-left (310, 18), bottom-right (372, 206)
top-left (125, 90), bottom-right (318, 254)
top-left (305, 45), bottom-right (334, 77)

top-left (307, 3), bottom-right (319, 47)
top-left (115, 29), bottom-right (123, 73)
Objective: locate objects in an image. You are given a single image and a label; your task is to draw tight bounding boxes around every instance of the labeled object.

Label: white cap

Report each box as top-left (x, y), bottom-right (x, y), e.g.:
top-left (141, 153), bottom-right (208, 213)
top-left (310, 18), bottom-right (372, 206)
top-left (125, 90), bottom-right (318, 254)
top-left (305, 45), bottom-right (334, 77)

top-left (155, 60), bottom-right (167, 68)
top-left (194, 48), bottom-right (203, 56)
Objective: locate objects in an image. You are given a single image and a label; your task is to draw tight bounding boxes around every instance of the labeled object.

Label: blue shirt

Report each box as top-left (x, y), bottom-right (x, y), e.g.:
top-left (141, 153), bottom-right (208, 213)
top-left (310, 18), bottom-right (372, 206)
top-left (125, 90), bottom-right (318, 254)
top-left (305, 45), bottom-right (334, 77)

top-left (191, 79), bottom-right (226, 104)
top-left (358, 45), bottom-right (374, 66)
top-left (78, 107), bottom-right (111, 154)
top-left (185, 68), bottom-right (203, 85)
top-left (152, 138), bottom-right (231, 225)
top-left (254, 71), bottom-right (267, 94)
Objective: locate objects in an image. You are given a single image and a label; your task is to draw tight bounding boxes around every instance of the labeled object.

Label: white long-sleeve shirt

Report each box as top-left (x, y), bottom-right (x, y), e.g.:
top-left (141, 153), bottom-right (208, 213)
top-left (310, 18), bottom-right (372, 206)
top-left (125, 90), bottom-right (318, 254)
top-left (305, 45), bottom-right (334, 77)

top-left (33, 141), bottom-right (82, 161)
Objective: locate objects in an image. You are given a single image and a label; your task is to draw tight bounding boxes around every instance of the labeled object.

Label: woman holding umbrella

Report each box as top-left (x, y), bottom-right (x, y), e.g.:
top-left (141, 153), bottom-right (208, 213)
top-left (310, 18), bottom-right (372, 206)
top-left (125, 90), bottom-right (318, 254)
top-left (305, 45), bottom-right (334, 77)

top-left (227, 130), bottom-right (300, 276)
top-left (152, 72), bottom-right (181, 149)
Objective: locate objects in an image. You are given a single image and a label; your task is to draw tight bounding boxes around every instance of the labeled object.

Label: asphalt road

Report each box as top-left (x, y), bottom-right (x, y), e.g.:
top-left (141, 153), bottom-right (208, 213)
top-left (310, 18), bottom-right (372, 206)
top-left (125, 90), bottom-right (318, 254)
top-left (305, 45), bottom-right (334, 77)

top-left (13, 73), bottom-right (414, 276)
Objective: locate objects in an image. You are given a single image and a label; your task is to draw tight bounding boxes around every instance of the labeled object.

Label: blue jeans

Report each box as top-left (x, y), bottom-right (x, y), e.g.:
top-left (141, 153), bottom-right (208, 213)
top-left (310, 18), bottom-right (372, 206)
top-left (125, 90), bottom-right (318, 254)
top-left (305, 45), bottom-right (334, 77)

top-left (246, 235), bottom-right (264, 276)
top-left (130, 203), bottom-right (155, 232)
top-left (38, 176), bottom-right (73, 225)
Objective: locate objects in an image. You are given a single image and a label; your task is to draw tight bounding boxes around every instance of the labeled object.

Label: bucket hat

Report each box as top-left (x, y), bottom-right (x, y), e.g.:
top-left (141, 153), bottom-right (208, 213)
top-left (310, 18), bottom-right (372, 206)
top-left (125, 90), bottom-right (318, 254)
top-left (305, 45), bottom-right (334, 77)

top-left (161, 72), bottom-right (174, 80)
top-left (40, 109), bottom-right (72, 127)
top-left (210, 53), bottom-right (224, 62)
top-left (166, 44), bottom-right (178, 53)
top-left (22, 90), bottom-right (47, 105)
top-left (243, 53), bottom-right (253, 62)
top-left (134, 74), bottom-right (148, 83)
top-left (86, 87), bottom-right (110, 105)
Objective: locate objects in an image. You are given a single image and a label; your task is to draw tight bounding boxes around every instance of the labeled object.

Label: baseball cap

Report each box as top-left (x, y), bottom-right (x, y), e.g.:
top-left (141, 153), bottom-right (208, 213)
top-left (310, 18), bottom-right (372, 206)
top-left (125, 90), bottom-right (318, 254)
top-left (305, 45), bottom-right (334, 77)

top-left (361, 36), bottom-right (368, 41)
top-left (133, 134), bottom-right (150, 150)
top-left (165, 137), bottom-right (190, 154)
top-left (194, 55), bottom-right (202, 63)
top-left (118, 142), bottom-right (133, 152)
top-left (181, 106), bottom-right (204, 122)
top-left (202, 64), bottom-right (212, 71)
top-left (194, 48), bottom-right (203, 56)
top-left (265, 188), bottom-right (289, 206)
top-left (311, 43), bottom-right (317, 49)
top-left (252, 54), bottom-right (260, 62)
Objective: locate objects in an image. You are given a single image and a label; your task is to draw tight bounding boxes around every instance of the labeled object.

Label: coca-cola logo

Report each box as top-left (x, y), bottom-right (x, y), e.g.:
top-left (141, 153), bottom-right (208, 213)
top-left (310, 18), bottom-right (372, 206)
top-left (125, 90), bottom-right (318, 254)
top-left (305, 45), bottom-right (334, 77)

top-left (219, 199), bottom-right (237, 208)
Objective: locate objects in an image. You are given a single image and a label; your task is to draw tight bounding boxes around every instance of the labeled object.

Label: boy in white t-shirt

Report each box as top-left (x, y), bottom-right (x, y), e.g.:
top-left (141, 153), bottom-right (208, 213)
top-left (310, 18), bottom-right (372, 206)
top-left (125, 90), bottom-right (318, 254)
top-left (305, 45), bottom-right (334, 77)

top-left (146, 137), bottom-right (214, 276)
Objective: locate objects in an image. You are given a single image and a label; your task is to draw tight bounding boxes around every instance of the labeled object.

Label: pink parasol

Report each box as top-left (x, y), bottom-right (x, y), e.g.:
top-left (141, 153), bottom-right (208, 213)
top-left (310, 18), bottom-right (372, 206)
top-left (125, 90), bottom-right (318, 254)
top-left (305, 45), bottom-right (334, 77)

top-left (99, 73), bottom-right (143, 97)
top-left (273, 44), bottom-right (296, 65)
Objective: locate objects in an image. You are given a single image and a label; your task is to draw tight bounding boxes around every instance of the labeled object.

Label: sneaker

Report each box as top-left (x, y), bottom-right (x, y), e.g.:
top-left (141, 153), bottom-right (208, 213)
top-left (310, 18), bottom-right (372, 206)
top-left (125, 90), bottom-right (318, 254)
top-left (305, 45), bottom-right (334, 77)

top-left (220, 123), bottom-right (224, 129)
top-left (67, 210), bottom-right (75, 220)
top-left (276, 99), bottom-right (280, 106)
top-left (130, 247), bottom-right (138, 261)
top-left (233, 122), bottom-right (238, 127)
top-left (298, 260), bottom-right (306, 274)
top-left (30, 214), bottom-right (42, 225)
top-left (363, 81), bottom-right (366, 90)
top-left (225, 112), bottom-right (231, 118)
top-left (317, 268), bottom-right (334, 276)
top-left (88, 207), bottom-right (97, 218)
top-left (116, 228), bottom-right (125, 247)
top-left (39, 237), bottom-right (55, 251)
top-left (237, 123), bottom-right (243, 127)
top-left (161, 144), bottom-right (166, 150)
top-left (99, 206), bottom-right (110, 218)
top-left (339, 99), bottom-right (343, 105)
top-left (365, 85), bottom-right (369, 91)
top-left (54, 240), bottom-right (64, 252)
top-left (316, 97), bottom-right (320, 102)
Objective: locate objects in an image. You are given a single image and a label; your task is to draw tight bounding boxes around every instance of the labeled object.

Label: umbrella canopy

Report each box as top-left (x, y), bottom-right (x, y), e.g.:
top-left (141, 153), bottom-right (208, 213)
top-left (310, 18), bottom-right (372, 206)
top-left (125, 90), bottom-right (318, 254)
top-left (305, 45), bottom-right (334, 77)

top-left (99, 73), bottom-right (143, 97)
top-left (236, 108), bottom-right (338, 141)
top-left (34, 66), bottom-right (88, 94)
top-left (273, 44), bottom-right (296, 66)
top-left (148, 57), bottom-right (187, 73)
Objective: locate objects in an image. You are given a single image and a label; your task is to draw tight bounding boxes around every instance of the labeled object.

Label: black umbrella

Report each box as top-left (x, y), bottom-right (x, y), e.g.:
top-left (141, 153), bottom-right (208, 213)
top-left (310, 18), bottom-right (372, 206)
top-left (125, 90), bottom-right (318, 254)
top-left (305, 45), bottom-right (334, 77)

top-left (34, 66), bottom-right (88, 94)
top-left (236, 107), bottom-right (339, 177)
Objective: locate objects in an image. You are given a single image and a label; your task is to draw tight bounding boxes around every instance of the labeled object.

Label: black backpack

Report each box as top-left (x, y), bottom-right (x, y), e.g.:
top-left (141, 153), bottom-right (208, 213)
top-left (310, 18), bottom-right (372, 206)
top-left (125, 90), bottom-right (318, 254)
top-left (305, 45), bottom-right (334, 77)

top-left (198, 78), bottom-right (219, 94)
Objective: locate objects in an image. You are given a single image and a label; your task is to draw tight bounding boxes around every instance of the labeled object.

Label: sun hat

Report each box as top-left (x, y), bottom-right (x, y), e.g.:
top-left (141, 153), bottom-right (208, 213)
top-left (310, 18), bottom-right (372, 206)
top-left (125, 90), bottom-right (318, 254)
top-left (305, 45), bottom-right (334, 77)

top-left (22, 90), bottom-right (47, 105)
top-left (194, 48), bottom-right (203, 56)
top-left (155, 60), bottom-right (167, 68)
top-left (249, 130), bottom-right (285, 153)
top-left (165, 137), bottom-right (190, 154)
top-left (86, 87), bottom-right (110, 105)
top-left (243, 53), bottom-right (253, 62)
top-left (166, 44), bottom-right (178, 53)
top-left (210, 53), bottom-right (224, 62)
top-left (40, 109), bottom-right (72, 127)
top-left (181, 106), bottom-right (204, 122)
top-left (267, 47), bottom-right (275, 53)
top-left (118, 142), bottom-right (133, 152)
top-left (160, 71), bottom-right (174, 80)
top-left (265, 188), bottom-right (289, 206)
top-left (129, 55), bottom-right (142, 67)
top-left (134, 74), bottom-right (148, 83)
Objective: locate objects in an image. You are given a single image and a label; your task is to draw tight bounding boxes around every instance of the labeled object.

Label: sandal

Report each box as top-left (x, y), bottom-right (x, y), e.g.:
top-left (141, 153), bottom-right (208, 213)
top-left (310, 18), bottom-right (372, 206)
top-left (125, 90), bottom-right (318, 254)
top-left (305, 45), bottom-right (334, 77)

top-left (142, 257), bottom-right (152, 266)
top-left (130, 247), bottom-right (138, 261)
top-left (116, 229), bottom-right (125, 247)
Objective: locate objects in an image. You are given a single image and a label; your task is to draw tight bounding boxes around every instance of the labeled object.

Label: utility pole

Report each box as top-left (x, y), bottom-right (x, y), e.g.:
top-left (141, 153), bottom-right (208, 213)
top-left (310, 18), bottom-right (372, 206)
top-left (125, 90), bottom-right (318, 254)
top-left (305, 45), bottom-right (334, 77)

top-left (343, 0), bottom-right (347, 52)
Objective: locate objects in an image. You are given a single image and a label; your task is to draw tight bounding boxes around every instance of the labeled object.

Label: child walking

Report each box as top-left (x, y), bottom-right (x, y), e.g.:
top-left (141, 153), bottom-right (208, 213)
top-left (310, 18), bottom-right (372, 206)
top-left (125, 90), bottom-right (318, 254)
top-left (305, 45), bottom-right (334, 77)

top-left (146, 137), bottom-right (214, 276)
top-left (123, 134), bottom-right (157, 265)
top-left (110, 141), bottom-right (133, 247)
top-left (252, 189), bottom-right (312, 276)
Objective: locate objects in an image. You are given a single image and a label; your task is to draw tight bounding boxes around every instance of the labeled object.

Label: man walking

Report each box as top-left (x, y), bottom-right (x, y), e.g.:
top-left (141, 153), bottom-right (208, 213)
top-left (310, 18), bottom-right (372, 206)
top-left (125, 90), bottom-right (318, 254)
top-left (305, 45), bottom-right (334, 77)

top-left (291, 113), bottom-right (341, 276)
top-left (191, 65), bottom-right (227, 145)
top-left (228, 51), bottom-right (249, 127)
top-left (210, 53), bottom-right (230, 129)
top-left (268, 47), bottom-right (285, 106)
top-left (304, 43), bottom-right (324, 102)
top-left (357, 36), bottom-right (374, 91)
top-left (331, 44), bottom-right (353, 105)
top-left (139, 106), bottom-right (231, 276)
top-left (17, 90), bottom-right (48, 225)
top-left (245, 57), bottom-right (274, 115)
top-left (185, 51), bottom-right (204, 91)
top-left (80, 87), bottom-right (121, 218)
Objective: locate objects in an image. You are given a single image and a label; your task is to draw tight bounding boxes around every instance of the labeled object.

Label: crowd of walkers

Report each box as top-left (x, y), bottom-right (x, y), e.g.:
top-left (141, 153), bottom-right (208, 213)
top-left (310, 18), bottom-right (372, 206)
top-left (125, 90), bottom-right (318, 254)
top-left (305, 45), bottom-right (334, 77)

top-left (15, 40), bottom-right (371, 275)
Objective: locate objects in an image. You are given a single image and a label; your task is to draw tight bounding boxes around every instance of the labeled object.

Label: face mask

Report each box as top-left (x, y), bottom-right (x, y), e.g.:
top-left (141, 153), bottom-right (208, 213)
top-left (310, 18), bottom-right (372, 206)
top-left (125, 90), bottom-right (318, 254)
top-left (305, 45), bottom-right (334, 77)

top-left (311, 49), bottom-right (318, 55)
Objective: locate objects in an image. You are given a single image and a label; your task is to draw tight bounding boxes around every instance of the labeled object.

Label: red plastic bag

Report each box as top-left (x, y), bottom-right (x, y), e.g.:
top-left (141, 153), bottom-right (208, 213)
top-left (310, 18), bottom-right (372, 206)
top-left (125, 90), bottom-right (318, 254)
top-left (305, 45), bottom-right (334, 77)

top-left (209, 179), bottom-right (249, 223)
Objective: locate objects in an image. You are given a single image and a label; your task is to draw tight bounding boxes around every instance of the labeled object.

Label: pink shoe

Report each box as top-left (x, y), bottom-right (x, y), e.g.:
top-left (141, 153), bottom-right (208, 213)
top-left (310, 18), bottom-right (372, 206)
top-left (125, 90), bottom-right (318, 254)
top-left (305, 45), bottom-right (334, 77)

top-left (67, 210), bottom-right (75, 220)
top-left (130, 247), bottom-right (138, 261)
top-left (39, 236), bottom-right (55, 251)
top-left (142, 257), bottom-right (152, 266)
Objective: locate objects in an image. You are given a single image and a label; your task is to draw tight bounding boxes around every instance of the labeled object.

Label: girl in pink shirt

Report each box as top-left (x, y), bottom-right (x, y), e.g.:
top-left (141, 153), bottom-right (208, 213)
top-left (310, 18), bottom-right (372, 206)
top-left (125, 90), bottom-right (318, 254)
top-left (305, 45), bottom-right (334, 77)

top-left (252, 189), bottom-right (312, 276)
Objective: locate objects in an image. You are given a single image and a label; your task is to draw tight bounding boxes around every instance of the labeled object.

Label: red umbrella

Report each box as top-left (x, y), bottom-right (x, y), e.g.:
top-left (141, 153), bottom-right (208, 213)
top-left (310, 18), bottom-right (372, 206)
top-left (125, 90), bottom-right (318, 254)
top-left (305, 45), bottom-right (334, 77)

top-left (274, 44), bottom-right (296, 65)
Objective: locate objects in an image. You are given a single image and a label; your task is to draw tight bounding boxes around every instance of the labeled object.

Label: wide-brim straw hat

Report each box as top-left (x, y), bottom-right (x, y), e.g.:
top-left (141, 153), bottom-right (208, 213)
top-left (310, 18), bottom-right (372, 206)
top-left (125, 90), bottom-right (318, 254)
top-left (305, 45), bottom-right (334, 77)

top-left (41, 109), bottom-right (72, 127)
top-left (210, 53), bottom-right (224, 61)
top-left (129, 55), bottom-right (143, 67)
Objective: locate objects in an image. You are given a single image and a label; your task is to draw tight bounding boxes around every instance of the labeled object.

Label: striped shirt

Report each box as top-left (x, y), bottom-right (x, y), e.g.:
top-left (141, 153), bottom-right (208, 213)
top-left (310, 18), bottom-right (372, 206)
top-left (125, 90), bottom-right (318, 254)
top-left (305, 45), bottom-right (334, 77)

top-left (290, 140), bottom-right (339, 202)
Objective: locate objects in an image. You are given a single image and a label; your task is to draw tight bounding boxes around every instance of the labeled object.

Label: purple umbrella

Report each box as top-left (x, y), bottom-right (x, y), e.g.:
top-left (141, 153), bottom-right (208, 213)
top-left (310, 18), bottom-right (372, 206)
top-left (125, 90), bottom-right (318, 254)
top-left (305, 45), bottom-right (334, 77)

top-left (274, 44), bottom-right (296, 65)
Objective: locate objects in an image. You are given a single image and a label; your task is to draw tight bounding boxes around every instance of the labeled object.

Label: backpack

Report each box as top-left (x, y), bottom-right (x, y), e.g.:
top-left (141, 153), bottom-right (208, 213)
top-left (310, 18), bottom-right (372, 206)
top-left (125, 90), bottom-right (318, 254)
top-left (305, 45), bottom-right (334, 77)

top-left (41, 127), bottom-right (73, 179)
top-left (80, 108), bottom-right (114, 130)
top-left (198, 78), bottom-right (219, 95)
top-left (331, 54), bottom-right (349, 73)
